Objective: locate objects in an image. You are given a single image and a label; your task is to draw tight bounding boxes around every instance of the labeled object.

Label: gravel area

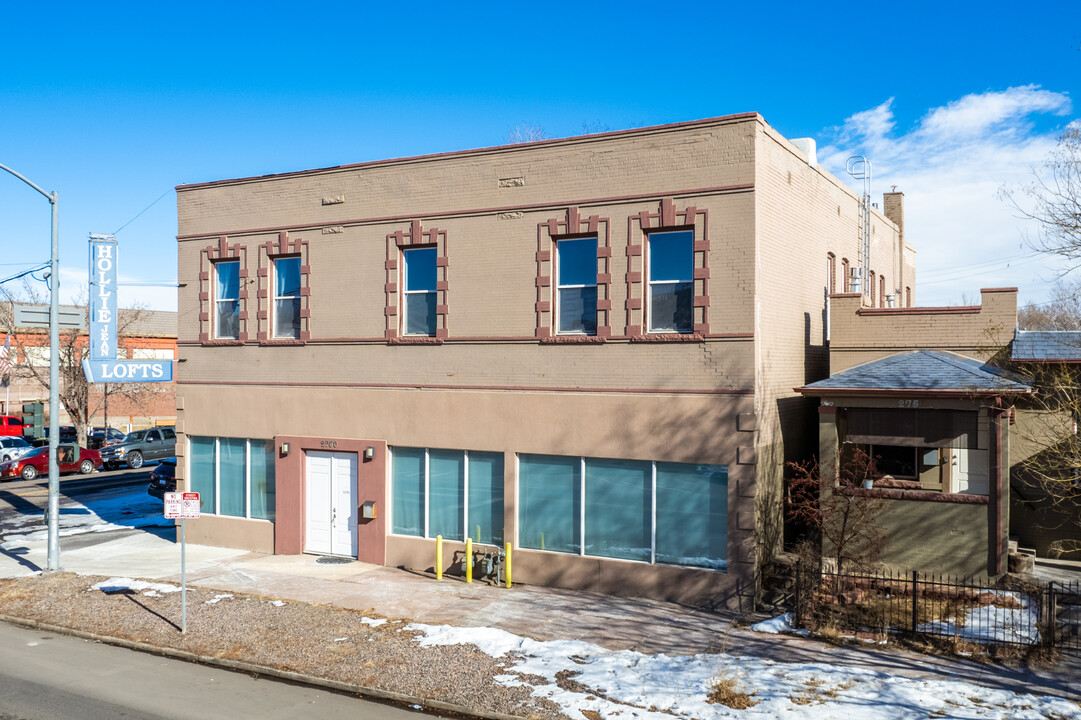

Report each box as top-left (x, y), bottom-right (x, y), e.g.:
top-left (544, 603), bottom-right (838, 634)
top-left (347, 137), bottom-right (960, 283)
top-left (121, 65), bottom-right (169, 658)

top-left (0, 572), bottom-right (568, 720)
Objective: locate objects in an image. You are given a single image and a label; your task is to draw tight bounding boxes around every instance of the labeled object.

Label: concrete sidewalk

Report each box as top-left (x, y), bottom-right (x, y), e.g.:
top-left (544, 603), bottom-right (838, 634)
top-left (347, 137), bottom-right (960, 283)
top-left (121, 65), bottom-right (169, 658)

top-left (2, 527), bottom-right (1079, 703)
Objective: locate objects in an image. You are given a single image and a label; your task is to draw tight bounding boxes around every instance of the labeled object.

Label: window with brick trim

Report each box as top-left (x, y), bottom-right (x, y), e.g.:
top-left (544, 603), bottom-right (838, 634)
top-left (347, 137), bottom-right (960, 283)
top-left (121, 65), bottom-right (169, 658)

top-left (272, 256), bottom-right (302, 339)
top-left (214, 260), bottom-right (240, 340)
top-left (869, 270), bottom-right (876, 305)
top-left (880, 274), bottom-right (887, 308)
top-left (556, 237), bottom-right (598, 335)
top-left (647, 230), bottom-right (694, 333)
top-left (906, 286), bottom-right (912, 307)
top-left (403, 246), bottom-right (438, 336)
top-left (841, 258), bottom-right (850, 292)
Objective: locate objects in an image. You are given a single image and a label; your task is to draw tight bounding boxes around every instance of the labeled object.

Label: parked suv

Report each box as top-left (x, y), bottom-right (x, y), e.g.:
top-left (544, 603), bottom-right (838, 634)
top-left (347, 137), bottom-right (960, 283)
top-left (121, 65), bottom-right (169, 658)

top-left (100, 427), bottom-right (177, 470)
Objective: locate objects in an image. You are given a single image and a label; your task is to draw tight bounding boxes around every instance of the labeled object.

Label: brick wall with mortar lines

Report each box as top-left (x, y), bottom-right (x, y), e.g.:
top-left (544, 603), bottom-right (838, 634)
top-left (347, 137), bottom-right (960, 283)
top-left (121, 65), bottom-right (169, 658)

top-left (828, 288), bottom-right (1018, 374)
top-left (177, 117), bottom-right (759, 239)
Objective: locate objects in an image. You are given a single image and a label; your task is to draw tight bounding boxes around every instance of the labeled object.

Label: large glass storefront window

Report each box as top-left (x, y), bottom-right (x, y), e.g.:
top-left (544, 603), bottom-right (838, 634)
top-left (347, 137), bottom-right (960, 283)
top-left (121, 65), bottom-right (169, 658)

top-left (187, 436), bottom-right (276, 520)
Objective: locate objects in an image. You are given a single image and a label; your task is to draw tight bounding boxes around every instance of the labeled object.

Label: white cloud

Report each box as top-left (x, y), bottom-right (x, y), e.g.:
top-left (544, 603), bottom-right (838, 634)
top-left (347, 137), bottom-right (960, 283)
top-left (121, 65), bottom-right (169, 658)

top-left (819, 86), bottom-right (1076, 306)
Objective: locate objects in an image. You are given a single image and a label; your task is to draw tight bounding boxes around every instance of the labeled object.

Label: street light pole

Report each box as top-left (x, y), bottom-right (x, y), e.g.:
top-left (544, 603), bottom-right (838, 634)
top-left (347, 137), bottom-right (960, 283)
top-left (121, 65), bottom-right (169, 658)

top-left (0, 162), bottom-right (61, 572)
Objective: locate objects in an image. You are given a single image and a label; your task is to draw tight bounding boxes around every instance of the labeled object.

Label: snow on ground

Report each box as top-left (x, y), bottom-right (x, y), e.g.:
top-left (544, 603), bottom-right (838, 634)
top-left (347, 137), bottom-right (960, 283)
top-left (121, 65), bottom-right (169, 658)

top-left (919, 591), bottom-right (1041, 645)
top-left (1, 488), bottom-right (172, 545)
top-left (90, 577), bottom-right (180, 595)
top-left (407, 622), bottom-right (1081, 720)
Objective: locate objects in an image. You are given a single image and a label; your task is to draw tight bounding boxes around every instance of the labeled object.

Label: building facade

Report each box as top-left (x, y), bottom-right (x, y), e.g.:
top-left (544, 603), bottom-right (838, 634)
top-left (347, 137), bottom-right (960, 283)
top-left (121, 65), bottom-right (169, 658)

top-left (175, 113), bottom-right (912, 609)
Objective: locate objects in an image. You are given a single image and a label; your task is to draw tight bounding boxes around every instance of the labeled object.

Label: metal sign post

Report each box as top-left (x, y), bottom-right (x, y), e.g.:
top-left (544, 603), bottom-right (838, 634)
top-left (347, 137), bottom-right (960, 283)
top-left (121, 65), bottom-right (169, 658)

top-left (164, 492), bottom-right (200, 633)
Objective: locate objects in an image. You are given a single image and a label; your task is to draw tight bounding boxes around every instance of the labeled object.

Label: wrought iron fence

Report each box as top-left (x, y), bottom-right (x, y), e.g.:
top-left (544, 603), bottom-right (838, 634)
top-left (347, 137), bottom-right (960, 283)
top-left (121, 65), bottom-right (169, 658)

top-left (794, 565), bottom-right (1081, 656)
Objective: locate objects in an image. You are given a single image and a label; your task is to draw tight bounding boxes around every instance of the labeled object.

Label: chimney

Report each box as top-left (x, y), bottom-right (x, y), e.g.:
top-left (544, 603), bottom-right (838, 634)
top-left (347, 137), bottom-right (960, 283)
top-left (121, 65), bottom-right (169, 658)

top-left (883, 190), bottom-right (904, 239)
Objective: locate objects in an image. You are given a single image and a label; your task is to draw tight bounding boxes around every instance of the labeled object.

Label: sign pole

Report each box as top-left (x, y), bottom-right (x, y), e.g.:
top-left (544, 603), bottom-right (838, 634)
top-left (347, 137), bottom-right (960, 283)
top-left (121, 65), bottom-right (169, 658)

top-left (181, 516), bottom-right (187, 634)
top-left (164, 491), bottom-right (198, 634)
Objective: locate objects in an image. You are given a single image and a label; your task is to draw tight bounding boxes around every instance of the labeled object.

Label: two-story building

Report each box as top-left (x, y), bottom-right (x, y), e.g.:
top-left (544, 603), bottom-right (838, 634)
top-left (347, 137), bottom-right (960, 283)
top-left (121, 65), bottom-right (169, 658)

top-left (174, 113), bottom-right (912, 609)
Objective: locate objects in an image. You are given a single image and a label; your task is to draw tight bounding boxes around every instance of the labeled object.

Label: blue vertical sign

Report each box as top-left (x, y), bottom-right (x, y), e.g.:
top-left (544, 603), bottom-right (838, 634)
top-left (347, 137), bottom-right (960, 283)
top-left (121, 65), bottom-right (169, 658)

top-left (89, 234), bottom-right (118, 361)
top-left (82, 233), bottom-right (173, 384)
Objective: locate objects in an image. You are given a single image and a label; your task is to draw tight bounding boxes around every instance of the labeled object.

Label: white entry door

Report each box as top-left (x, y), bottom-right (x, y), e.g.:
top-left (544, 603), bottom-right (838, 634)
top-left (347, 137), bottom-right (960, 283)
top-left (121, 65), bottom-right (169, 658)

top-left (305, 451), bottom-right (358, 557)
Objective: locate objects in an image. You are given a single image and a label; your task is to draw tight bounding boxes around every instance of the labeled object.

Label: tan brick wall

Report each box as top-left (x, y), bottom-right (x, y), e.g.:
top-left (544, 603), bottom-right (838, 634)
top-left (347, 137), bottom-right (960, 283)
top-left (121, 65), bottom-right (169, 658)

top-left (828, 288), bottom-right (1017, 373)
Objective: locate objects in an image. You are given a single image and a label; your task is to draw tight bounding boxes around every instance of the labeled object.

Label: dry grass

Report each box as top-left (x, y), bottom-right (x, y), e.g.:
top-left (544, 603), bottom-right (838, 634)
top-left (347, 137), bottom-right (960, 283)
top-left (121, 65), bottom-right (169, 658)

top-left (706, 667), bottom-right (758, 710)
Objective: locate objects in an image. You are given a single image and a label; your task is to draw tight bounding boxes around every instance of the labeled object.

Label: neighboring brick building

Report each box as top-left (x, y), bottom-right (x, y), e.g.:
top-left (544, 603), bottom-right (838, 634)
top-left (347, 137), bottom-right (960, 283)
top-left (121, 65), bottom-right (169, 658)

top-left (174, 113), bottom-right (912, 609)
top-left (0, 306), bottom-right (177, 430)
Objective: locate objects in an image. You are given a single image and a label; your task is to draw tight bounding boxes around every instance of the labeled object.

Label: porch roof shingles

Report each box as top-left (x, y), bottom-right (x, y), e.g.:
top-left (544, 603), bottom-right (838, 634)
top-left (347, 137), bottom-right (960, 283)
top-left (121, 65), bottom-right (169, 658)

top-left (1012, 330), bottom-right (1081, 362)
top-left (797, 350), bottom-right (1032, 396)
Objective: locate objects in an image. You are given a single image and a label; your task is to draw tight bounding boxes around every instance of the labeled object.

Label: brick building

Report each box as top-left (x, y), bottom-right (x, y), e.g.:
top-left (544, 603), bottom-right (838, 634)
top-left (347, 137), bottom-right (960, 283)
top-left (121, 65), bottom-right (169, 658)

top-left (174, 113), bottom-right (912, 609)
top-left (0, 306), bottom-right (177, 430)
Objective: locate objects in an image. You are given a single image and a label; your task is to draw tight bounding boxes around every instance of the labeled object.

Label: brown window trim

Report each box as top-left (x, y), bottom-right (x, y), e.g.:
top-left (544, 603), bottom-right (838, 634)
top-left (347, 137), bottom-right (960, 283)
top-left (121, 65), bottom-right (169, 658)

top-left (385, 220), bottom-right (449, 342)
top-left (257, 231), bottom-right (311, 345)
top-left (627, 198), bottom-right (710, 338)
top-left (199, 236), bottom-right (249, 344)
top-left (535, 206), bottom-right (611, 341)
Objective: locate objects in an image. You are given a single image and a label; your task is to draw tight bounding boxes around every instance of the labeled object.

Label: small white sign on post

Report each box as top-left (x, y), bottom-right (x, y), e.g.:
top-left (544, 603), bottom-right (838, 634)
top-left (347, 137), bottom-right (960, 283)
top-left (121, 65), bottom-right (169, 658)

top-left (165, 492), bottom-right (200, 519)
top-left (164, 491), bottom-right (200, 633)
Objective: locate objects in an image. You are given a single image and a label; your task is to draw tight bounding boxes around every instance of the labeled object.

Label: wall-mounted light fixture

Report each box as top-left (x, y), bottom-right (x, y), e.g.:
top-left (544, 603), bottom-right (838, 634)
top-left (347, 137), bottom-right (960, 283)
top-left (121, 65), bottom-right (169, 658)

top-left (365, 446), bottom-right (375, 460)
top-left (281, 442), bottom-right (290, 456)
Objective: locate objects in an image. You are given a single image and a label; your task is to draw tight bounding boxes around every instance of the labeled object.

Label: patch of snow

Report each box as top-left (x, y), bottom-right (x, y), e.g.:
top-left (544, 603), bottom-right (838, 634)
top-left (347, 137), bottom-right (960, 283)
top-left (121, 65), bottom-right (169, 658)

top-left (90, 577), bottom-right (179, 595)
top-left (266, 600), bottom-right (286, 607)
top-left (360, 617), bottom-right (387, 627)
top-left (204, 593), bottom-right (234, 605)
top-left (918, 592), bottom-right (1041, 645)
top-left (333, 637), bottom-right (350, 643)
top-left (749, 613), bottom-right (809, 636)
top-left (408, 622), bottom-right (1081, 720)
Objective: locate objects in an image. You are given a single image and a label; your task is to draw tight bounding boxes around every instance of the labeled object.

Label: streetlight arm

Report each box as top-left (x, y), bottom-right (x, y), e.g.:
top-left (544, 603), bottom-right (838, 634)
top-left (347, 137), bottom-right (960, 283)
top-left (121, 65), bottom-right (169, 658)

top-left (0, 162), bottom-right (56, 204)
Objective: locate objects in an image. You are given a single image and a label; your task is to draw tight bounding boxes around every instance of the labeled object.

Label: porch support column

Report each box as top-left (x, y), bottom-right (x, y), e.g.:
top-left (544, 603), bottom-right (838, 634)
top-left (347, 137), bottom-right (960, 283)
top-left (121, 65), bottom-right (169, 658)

top-left (818, 405), bottom-right (839, 483)
top-left (988, 404), bottom-right (1010, 576)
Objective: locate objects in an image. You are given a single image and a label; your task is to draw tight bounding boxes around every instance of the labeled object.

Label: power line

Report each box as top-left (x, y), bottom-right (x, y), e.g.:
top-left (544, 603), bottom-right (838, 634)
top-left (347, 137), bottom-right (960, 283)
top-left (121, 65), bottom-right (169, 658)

top-left (112, 189), bottom-right (173, 235)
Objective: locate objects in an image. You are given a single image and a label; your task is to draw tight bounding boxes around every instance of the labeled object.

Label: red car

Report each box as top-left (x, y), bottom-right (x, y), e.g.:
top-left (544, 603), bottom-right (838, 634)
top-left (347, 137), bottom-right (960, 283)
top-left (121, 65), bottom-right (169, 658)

top-left (0, 444), bottom-right (102, 481)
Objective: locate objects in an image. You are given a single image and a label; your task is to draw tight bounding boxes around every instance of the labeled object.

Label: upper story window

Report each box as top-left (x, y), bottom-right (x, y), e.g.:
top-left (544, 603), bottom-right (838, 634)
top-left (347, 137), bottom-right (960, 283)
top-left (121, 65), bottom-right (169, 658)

top-left (403, 247), bottom-right (437, 336)
top-left (647, 230), bottom-right (694, 333)
top-left (214, 260), bottom-right (240, 340)
top-left (556, 237), bottom-right (598, 335)
top-left (841, 258), bottom-right (850, 292)
top-left (273, 256), bottom-right (302, 339)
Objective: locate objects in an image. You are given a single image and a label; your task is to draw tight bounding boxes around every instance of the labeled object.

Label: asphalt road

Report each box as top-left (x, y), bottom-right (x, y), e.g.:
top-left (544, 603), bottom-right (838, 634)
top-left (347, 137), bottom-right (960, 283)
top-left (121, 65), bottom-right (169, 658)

top-left (0, 467), bottom-right (154, 544)
top-left (0, 621), bottom-right (430, 720)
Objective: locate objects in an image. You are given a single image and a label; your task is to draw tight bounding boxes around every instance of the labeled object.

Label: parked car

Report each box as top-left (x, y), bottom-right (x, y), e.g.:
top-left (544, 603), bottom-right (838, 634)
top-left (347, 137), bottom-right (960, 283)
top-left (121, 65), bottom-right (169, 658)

top-left (31, 426), bottom-right (79, 447)
top-left (100, 427), bottom-right (177, 470)
top-left (0, 415), bottom-right (25, 436)
top-left (0, 444), bottom-right (102, 481)
top-left (0, 436), bottom-right (34, 462)
top-left (147, 457), bottom-right (177, 499)
top-left (87, 426), bottom-right (125, 450)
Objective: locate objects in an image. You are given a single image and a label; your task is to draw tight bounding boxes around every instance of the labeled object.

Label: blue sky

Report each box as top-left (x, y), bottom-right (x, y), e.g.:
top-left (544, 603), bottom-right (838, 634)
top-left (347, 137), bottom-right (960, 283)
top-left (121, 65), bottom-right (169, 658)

top-left (2, 1), bottom-right (1079, 311)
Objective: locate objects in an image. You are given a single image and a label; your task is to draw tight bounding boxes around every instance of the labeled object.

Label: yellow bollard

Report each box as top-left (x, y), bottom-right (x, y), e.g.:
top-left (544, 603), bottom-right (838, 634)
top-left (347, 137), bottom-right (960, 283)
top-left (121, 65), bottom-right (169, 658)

top-left (504, 542), bottom-right (512, 588)
top-left (465, 538), bottom-right (473, 584)
top-left (435, 535), bottom-right (443, 580)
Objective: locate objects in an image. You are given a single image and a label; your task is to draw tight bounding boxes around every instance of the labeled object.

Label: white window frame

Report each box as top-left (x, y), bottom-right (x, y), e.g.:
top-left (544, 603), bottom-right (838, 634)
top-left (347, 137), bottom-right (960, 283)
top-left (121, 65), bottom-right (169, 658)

top-left (555, 237), bottom-right (598, 336)
top-left (213, 259), bottom-right (240, 340)
top-left (272, 255), bottom-right (302, 339)
top-left (187, 437), bottom-right (271, 520)
top-left (388, 446), bottom-right (482, 542)
top-left (402, 247), bottom-right (437, 336)
top-left (515, 454), bottom-right (726, 570)
top-left (646, 230), bottom-right (694, 334)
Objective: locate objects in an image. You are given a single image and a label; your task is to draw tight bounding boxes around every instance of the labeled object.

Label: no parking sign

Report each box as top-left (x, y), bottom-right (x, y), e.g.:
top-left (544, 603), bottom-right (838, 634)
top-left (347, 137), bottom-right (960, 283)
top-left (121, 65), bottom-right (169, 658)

top-left (164, 492), bottom-right (200, 519)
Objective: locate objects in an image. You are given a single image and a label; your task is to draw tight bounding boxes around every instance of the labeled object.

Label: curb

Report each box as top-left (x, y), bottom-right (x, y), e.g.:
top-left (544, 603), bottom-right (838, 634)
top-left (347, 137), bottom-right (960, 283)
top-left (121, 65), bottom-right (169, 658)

top-left (0, 613), bottom-right (526, 720)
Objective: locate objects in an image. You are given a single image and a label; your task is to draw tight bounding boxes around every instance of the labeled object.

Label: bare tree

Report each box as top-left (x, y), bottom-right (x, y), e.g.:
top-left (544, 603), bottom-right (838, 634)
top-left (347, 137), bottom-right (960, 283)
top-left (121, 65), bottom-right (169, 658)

top-left (1007, 359), bottom-right (1081, 558)
top-left (506, 123), bottom-right (549, 144)
top-left (785, 446), bottom-right (888, 576)
top-left (0, 285), bottom-right (160, 443)
top-left (1018, 277), bottom-right (1081, 330)
top-left (1004, 127), bottom-right (1081, 265)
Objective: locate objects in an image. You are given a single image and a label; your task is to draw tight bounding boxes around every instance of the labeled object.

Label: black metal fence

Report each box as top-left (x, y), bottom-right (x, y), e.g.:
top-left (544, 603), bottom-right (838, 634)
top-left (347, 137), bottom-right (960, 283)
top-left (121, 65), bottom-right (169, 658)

top-left (794, 565), bottom-right (1081, 656)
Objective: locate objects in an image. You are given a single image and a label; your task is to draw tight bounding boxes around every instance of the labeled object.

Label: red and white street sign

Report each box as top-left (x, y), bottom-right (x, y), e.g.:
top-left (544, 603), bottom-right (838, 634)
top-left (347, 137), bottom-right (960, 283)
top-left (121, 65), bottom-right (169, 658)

top-left (165, 492), bottom-right (201, 519)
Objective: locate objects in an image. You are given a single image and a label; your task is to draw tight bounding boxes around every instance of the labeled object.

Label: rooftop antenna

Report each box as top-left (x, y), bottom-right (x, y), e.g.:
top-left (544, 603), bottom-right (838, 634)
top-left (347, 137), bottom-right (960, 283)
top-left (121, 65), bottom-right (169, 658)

top-left (846, 156), bottom-right (872, 300)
